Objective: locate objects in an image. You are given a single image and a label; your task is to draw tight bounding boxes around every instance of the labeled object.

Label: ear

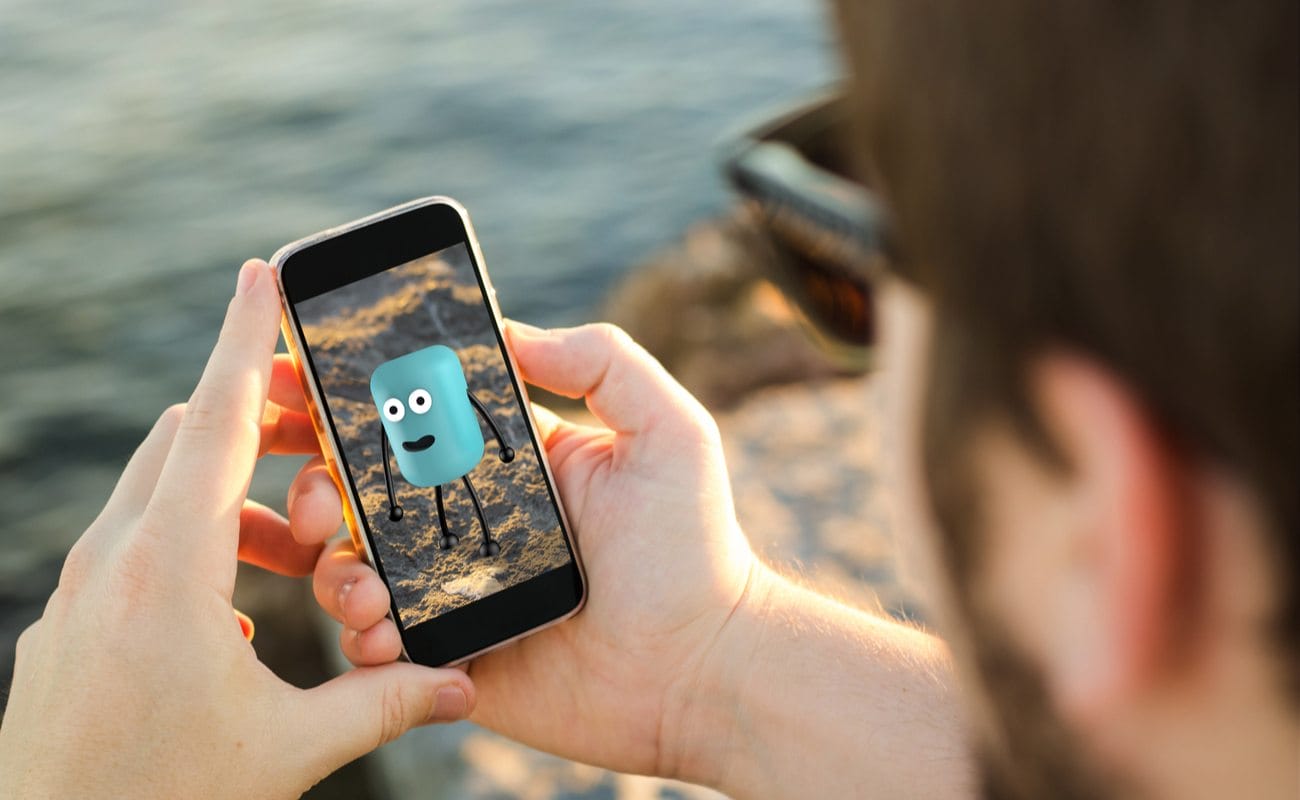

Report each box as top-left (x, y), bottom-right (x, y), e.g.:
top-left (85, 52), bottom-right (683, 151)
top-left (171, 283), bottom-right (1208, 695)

top-left (1026, 354), bottom-right (1189, 727)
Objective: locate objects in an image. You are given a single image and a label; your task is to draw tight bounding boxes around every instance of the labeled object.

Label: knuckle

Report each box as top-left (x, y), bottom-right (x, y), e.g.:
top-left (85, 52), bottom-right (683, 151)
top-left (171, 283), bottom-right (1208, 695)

top-left (57, 540), bottom-right (95, 592)
top-left (656, 391), bottom-right (720, 447)
top-left (314, 568), bottom-right (339, 615)
top-left (160, 402), bottom-right (187, 431)
top-left (15, 618), bottom-right (41, 658)
top-left (107, 528), bottom-right (167, 605)
top-left (376, 678), bottom-right (412, 747)
top-left (589, 322), bottom-right (634, 352)
top-left (184, 378), bottom-right (254, 432)
top-left (184, 395), bottom-right (260, 449)
top-left (39, 584), bottom-right (86, 637)
top-left (179, 399), bottom-right (221, 435)
top-left (109, 557), bottom-right (158, 607)
top-left (687, 404), bottom-right (723, 445)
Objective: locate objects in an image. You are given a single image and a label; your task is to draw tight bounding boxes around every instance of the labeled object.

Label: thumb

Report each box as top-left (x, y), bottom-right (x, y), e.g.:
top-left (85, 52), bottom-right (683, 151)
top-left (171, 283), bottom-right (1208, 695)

top-left (296, 663), bottom-right (475, 773)
top-left (505, 320), bottom-right (702, 437)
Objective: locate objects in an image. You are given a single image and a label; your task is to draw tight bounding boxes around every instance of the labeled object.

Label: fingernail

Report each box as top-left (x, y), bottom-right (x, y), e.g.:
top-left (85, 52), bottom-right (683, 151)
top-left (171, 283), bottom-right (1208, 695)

top-left (338, 579), bottom-right (356, 615)
top-left (235, 610), bottom-right (255, 642)
top-left (429, 686), bottom-right (468, 722)
top-left (236, 260), bottom-right (263, 295)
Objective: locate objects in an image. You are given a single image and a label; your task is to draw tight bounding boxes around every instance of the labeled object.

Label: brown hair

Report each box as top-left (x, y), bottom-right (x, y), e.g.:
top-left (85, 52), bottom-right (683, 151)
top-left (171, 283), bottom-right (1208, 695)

top-left (834, 1), bottom-right (1298, 689)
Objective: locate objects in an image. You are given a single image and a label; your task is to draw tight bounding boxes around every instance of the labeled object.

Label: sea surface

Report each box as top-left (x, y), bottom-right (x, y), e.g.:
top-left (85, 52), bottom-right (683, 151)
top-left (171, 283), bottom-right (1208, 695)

top-left (0, 0), bottom-right (835, 569)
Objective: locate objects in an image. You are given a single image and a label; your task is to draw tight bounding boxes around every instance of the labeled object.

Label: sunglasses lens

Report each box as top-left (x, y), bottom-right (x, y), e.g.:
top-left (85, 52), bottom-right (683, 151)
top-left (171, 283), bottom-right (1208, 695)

top-left (722, 93), bottom-right (881, 371)
top-left (741, 199), bottom-right (875, 370)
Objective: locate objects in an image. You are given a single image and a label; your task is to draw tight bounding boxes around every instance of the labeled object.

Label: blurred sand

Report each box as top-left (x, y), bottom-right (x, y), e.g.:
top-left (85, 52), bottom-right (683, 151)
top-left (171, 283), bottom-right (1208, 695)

top-left (298, 250), bottom-right (571, 628)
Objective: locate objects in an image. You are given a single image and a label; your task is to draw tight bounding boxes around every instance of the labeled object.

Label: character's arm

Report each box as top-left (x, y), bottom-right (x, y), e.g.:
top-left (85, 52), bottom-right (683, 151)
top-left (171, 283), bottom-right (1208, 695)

top-left (468, 391), bottom-right (515, 462)
top-left (379, 424), bottom-right (403, 521)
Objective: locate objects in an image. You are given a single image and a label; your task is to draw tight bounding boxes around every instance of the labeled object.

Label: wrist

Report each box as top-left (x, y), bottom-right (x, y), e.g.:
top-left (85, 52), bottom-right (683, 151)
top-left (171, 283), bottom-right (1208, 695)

top-left (659, 558), bottom-right (784, 791)
top-left (658, 557), bottom-right (973, 798)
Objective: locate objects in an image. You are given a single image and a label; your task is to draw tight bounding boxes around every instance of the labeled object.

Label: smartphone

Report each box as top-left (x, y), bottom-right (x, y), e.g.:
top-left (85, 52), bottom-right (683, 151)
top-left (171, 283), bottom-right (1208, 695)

top-left (272, 196), bottom-right (586, 666)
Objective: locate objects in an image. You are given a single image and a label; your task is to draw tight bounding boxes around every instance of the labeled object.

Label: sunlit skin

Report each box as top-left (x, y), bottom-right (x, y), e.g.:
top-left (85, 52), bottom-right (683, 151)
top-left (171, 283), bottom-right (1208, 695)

top-left (0, 259), bottom-right (1292, 798)
top-left (314, 278), bottom-right (1300, 798)
top-left (311, 293), bottom-right (976, 794)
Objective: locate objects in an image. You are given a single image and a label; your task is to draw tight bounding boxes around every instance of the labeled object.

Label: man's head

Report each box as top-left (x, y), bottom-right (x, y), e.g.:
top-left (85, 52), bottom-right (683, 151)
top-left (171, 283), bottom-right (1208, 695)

top-left (833, 1), bottom-right (1297, 797)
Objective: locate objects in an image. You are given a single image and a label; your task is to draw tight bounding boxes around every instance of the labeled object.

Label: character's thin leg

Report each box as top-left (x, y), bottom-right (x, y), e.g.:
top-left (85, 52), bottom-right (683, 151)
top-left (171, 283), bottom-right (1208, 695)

top-left (461, 474), bottom-right (500, 557)
top-left (434, 484), bottom-right (459, 550)
top-left (380, 426), bottom-right (403, 521)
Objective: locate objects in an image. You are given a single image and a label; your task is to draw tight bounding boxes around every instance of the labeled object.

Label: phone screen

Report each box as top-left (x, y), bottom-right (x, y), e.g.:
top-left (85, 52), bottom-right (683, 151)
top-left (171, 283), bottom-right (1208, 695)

top-left (289, 239), bottom-right (578, 637)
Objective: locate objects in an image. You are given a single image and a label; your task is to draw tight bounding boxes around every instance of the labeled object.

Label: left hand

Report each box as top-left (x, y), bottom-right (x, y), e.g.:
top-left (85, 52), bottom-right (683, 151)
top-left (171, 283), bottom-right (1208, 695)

top-left (0, 260), bottom-right (474, 800)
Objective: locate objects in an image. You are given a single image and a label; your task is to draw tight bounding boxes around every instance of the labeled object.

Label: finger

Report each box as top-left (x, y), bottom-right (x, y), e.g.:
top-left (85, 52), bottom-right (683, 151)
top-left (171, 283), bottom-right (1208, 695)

top-left (337, 571), bottom-right (394, 633)
top-left (287, 457), bottom-right (343, 545)
top-left (505, 321), bottom-right (703, 438)
top-left (313, 538), bottom-right (389, 625)
top-left (259, 402), bottom-right (320, 456)
top-left (528, 402), bottom-right (612, 477)
top-left (269, 354), bottom-right (309, 412)
top-left (148, 260), bottom-right (281, 568)
top-left (296, 664), bottom-right (474, 776)
top-left (529, 403), bottom-right (564, 442)
top-left (237, 500), bottom-right (324, 577)
top-left (94, 404), bottom-right (185, 526)
top-left (338, 621), bottom-right (403, 666)
top-left (530, 402), bottom-right (604, 451)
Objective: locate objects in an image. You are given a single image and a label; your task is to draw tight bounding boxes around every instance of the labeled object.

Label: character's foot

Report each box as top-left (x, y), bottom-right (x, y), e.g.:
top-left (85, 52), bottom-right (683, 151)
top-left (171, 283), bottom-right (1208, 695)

top-left (388, 506), bottom-right (404, 522)
top-left (499, 446), bottom-right (515, 463)
top-left (478, 539), bottom-right (501, 557)
top-left (438, 533), bottom-right (460, 550)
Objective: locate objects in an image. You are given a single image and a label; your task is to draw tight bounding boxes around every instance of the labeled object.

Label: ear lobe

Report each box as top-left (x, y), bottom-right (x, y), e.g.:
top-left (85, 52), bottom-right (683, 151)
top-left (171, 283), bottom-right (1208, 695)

top-left (1031, 355), bottom-right (1188, 727)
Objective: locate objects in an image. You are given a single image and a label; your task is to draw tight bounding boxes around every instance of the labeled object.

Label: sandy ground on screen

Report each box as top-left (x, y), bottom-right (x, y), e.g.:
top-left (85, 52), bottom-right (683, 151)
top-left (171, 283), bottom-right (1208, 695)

top-left (299, 251), bottom-right (570, 628)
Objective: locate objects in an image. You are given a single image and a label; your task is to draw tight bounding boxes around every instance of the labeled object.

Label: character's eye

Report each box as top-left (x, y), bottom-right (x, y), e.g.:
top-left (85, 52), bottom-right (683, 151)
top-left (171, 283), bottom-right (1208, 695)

top-left (381, 397), bottom-right (405, 422)
top-left (408, 388), bottom-right (432, 415)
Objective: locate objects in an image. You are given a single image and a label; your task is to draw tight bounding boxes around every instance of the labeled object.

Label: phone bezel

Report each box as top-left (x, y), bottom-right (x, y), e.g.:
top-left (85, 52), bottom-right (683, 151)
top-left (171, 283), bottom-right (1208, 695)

top-left (272, 196), bottom-right (586, 667)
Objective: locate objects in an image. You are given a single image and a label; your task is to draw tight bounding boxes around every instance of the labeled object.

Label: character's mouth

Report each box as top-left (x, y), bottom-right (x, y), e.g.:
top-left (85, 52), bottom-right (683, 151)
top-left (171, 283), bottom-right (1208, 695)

top-left (402, 434), bottom-right (436, 452)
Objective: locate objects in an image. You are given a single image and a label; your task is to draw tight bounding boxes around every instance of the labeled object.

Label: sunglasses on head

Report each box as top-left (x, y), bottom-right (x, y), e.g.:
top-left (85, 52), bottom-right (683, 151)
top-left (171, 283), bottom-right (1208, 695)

top-left (720, 90), bottom-right (899, 371)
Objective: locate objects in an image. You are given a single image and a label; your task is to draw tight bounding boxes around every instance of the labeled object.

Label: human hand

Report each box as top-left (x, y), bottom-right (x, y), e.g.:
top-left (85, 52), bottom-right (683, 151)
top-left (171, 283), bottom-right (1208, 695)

top-left (0, 260), bottom-right (475, 800)
top-left (310, 322), bottom-right (757, 778)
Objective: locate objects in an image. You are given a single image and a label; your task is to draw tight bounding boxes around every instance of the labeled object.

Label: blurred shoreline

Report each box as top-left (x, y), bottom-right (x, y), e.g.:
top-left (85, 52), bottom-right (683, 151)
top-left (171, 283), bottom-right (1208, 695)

top-left (0, 0), bottom-right (834, 580)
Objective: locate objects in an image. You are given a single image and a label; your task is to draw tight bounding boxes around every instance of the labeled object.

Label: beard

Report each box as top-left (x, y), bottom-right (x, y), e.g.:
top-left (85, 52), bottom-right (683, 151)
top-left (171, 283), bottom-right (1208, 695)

top-left (927, 458), bottom-right (1128, 799)
top-left (918, 324), bottom-right (1125, 798)
top-left (955, 606), bottom-right (1121, 800)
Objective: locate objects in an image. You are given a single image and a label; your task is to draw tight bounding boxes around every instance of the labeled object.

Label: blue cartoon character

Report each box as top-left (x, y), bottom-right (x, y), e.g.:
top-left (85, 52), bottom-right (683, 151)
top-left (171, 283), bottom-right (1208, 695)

top-left (370, 345), bottom-right (515, 557)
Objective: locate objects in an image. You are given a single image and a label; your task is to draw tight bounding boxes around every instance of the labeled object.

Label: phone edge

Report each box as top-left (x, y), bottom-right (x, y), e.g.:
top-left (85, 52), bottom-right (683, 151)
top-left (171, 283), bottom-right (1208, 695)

top-left (269, 195), bottom-right (588, 667)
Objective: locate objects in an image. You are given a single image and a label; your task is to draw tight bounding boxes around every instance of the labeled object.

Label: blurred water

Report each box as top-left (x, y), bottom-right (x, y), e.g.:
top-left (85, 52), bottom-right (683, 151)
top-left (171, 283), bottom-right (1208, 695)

top-left (0, 0), bottom-right (834, 566)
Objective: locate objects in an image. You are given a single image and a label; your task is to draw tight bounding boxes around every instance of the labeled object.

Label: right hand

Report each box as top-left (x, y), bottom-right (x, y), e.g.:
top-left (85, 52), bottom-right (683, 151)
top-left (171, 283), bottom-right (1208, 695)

top-left (310, 321), bottom-right (757, 778)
